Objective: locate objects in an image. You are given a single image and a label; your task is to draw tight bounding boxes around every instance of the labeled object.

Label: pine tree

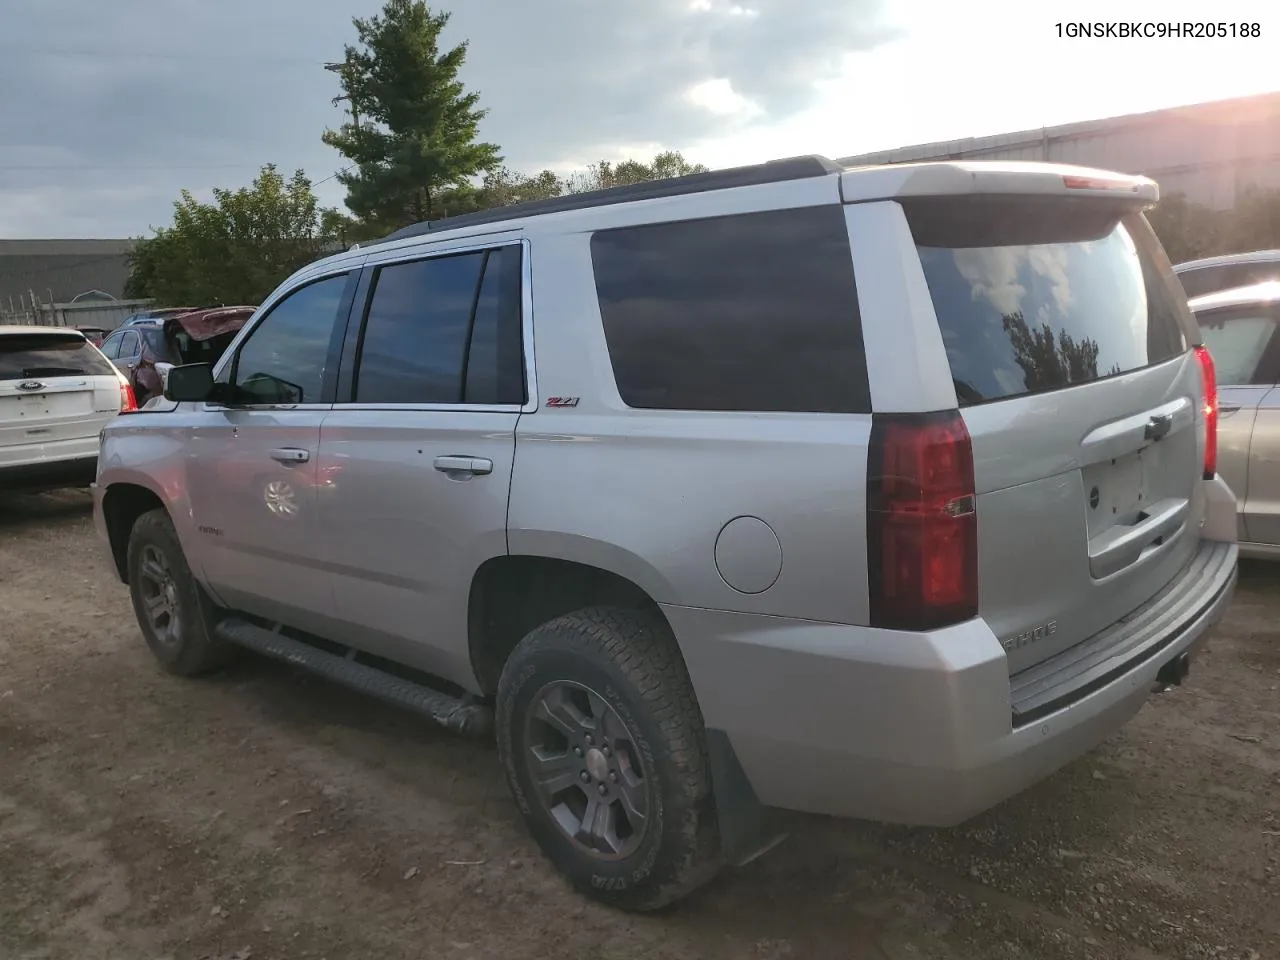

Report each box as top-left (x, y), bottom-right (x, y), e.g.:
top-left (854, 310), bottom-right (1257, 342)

top-left (322, 0), bottom-right (501, 231)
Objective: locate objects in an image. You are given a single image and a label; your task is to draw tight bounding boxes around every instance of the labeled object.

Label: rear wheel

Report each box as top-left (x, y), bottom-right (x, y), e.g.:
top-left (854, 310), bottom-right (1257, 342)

top-left (126, 508), bottom-right (232, 676)
top-left (496, 607), bottom-right (722, 911)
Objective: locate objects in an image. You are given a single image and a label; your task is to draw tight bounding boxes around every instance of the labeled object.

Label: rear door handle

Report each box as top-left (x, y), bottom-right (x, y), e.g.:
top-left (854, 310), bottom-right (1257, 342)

top-left (434, 455), bottom-right (493, 476)
top-left (1218, 401), bottom-right (1242, 417)
top-left (270, 447), bottom-right (311, 464)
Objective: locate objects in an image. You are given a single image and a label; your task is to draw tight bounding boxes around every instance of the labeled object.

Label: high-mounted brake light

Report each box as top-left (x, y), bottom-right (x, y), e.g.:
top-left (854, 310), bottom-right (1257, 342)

top-left (867, 411), bottom-right (979, 631)
top-left (1195, 345), bottom-right (1217, 480)
top-left (119, 381), bottom-right (138, 413)
top-left (1062, 174), bottom-right (1139, 192)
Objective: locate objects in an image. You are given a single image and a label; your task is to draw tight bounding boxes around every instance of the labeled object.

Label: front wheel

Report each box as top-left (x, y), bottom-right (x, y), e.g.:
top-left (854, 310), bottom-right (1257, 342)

top-left (496, 607), bottom-right (722, 911)
top-left (126, 508), bottom-right (232, 676)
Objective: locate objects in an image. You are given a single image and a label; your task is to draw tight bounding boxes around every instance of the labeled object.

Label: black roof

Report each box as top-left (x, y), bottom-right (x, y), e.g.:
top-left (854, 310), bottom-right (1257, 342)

top-left (378, 154), bottom-right (843, 245)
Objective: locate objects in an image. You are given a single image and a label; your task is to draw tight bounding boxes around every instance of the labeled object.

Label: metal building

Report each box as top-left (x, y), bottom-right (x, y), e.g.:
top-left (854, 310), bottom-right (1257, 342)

top-left (838, 91), bottom-right (1280, 210)
top-left (0, 238), bottom-right (134, 308)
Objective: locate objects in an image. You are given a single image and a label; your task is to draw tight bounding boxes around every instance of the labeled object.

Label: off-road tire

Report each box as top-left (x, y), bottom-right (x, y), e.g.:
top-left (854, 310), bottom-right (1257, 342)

top-left (496, 606), bottom-right (722, 911)
top-left (126, 508), bottom-right (233, 677)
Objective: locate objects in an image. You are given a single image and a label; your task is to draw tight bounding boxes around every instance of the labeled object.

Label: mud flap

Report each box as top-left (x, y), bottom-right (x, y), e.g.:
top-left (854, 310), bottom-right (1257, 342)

top-left (705, 728), bottom-right (786, 866)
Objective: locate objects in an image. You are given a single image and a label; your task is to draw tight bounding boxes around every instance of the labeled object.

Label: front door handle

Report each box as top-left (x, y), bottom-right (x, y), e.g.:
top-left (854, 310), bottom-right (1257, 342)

top-left (270, 447), bottom-right (311, 464)
top-left (1218, 400), bottom-right (1243, 417)
top-left (434, 455), bottom-right (493, 476)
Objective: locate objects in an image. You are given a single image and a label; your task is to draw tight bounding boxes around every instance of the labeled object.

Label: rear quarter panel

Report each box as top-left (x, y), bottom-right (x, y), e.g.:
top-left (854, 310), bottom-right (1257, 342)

top-left (508, 227), bottom-right (873, 624)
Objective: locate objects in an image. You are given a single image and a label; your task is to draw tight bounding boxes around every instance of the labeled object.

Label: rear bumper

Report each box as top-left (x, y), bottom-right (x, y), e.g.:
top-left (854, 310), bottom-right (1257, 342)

top-left (666, 536), bottom-right (1237, 827)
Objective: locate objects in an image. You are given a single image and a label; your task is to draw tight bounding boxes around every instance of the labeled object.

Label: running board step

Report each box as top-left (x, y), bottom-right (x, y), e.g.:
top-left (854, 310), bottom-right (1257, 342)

top-left (213, 617), bottom-right (493, 737)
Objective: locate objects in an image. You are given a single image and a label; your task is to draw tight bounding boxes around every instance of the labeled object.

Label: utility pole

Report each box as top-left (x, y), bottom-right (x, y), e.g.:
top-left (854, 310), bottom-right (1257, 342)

top-left (324, 61), bottom-right (359, 128)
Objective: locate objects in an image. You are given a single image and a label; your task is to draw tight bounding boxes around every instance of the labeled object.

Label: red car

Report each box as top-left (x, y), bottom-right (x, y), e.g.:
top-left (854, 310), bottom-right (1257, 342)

top-left (99, 306), bottom-right (256, 405)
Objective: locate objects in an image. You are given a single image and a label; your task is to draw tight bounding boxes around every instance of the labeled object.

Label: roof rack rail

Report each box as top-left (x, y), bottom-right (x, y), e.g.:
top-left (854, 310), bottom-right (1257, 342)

top-left (376, 154), bottom-right (844, 245)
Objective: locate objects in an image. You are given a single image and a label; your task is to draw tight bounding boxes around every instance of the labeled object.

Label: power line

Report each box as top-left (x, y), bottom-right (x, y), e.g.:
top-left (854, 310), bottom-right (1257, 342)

top-left (0, 164), bottom-right (259, 171)
top-left (314, 168), bottom-right (350, 187)
top-left (0, 46), bottom-right (327, 65)
top-left (0, 162), bottom-right (351, 182)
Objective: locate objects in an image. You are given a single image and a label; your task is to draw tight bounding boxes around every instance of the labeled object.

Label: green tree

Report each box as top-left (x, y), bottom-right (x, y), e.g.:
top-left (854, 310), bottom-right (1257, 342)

top-left (124, 165), bottom-right (338, 305)
top-left (1223, 184), bottom-right (1280, 253)
top-left (428, 151), bottom-right (708, 222)
top-left (322, 0), bottom-right (501, 231)
top-left (1146, 192), bottom-right (1224, 264)
top-left (565, 150), bottom-right (709, 194)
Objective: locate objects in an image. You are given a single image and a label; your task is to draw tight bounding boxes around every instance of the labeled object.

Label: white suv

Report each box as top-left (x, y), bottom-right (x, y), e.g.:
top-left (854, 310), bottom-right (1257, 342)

top-left (1, 326), bottom-right (136, 490)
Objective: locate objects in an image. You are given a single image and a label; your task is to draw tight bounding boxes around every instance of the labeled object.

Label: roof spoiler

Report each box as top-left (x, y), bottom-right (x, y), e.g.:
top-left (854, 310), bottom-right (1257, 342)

top-left (841, 161), bottom-right (1159, 206)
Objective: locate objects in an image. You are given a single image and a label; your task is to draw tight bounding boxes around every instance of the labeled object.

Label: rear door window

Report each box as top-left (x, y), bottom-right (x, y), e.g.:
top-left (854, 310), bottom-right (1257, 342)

top-left (590, 205), bottom-right (870, 413)
top-left (905, 198), bottom-right (1189, 406)
top-left (0, 333), bottom-right (118, 380)
top-left (1195, 304), bottom-right (1280, 385)
top-left (118, 331), bottom-right (140, 359)
top-left (351, 246), bottom-right (524, 406)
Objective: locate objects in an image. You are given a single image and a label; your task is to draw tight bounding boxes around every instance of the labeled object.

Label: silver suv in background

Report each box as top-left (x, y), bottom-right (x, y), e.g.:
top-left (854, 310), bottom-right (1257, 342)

top-left (1190, 280), bottom-right (1280, 557)
top-left (93, 156), bottom-right (1238, 910)
top-left (1175, 249), bottom-right (1280, 299)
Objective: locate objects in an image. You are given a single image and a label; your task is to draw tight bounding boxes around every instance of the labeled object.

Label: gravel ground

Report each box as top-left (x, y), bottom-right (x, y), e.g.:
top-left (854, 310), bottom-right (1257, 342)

top-left (1, 489), bottom-right (1278, 960)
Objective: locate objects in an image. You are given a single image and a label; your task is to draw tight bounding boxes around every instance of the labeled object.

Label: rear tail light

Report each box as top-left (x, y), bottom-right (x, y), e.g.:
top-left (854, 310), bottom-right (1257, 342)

top-left (119, 382), bottom-right (138, 413)
top-left (1194, 345), bottom-right (1217, 480)
top-left (867, 411), bottom-right (979, 631)
top-left (1062, 174), bottom-right (1140, 192)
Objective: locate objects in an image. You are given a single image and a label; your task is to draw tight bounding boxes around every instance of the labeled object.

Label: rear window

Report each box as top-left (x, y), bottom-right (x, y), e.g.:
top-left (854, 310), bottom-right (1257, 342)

top-left (591, 206), bottom-right (870, 413)
top-left (1178, 261), bottom-right (1280, 299)
top-left (905, 198), bottom-right (1189, 406)
top-left (0, 333), bottom-right (117, 380)
top-left (1195, 304), bottom-right (1280, 386)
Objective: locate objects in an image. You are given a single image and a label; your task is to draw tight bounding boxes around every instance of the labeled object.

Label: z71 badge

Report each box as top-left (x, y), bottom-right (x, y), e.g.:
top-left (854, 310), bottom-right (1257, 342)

top-left (545, 396), bottom-right (580, 408)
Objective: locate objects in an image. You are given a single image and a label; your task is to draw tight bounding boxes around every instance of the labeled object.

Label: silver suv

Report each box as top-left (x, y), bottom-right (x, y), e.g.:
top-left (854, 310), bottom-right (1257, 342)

top-left (93, 156), bottom-right (1240, 910)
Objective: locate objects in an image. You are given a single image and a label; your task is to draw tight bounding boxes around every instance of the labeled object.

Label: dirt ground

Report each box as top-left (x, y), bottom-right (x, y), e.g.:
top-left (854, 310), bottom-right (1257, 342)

top-left (1, 490), bottom-right (1278, 960)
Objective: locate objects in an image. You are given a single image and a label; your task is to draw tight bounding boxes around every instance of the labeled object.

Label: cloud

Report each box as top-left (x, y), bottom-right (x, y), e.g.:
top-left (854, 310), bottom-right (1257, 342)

top-left (0, 0), bottom-right (897, 236)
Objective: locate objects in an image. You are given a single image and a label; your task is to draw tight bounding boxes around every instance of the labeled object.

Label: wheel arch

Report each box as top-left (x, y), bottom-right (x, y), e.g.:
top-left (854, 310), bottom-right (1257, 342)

top-left (467, 553), bottom-right (675, 697)
top-left (101, 480), bottom-right (169, 583)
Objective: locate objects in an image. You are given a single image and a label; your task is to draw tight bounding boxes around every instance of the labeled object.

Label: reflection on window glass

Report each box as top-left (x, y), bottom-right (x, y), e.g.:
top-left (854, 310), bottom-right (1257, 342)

top-left (907, 201), bottom-right (1187, 406)
top-left (99, 335), bottom-right (121, 360)
top-left (464, 249), bottom-right (504, 404)
top-left (119, 332), bottom-right (139, 358)
top-left (591, 206), bottom-right (870, 413)
top-left (1196, 307), bottom-right (1280, 385)
top-left (355, 252), bottom-right (485, 404)
top-left (234, 273), bottom-right (347, 404)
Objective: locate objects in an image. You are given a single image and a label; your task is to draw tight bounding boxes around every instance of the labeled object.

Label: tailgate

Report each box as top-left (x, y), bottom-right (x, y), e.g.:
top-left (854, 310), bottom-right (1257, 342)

top-left (902, 195), bottom-right (1204, 674)
top-left (0, 332), bottom-right (123, 447)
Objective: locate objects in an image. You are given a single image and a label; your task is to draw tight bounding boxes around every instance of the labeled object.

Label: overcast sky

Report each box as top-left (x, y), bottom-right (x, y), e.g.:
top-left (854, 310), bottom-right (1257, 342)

top-left (1, 0), bottom-right (1276, 237)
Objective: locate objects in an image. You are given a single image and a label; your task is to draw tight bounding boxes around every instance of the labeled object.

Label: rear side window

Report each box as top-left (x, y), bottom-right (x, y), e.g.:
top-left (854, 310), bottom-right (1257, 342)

top-left (1195, 304), bottom-right (1280, 385)
top-left (1178, 261), bottom-right (1280, 299)
top-left (352, 245), bottom-right (524, 405)
top-left (0, 333), bottom-right (117, 380)
top-left (905, 199), bottom-right (1189, 406)
top-left (591, 206), bottom-right (870, 413)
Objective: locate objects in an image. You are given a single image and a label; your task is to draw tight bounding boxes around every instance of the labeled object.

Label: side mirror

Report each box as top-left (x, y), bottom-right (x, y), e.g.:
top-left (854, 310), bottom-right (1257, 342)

top-left (164, 363), bottom-right (216, 402)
